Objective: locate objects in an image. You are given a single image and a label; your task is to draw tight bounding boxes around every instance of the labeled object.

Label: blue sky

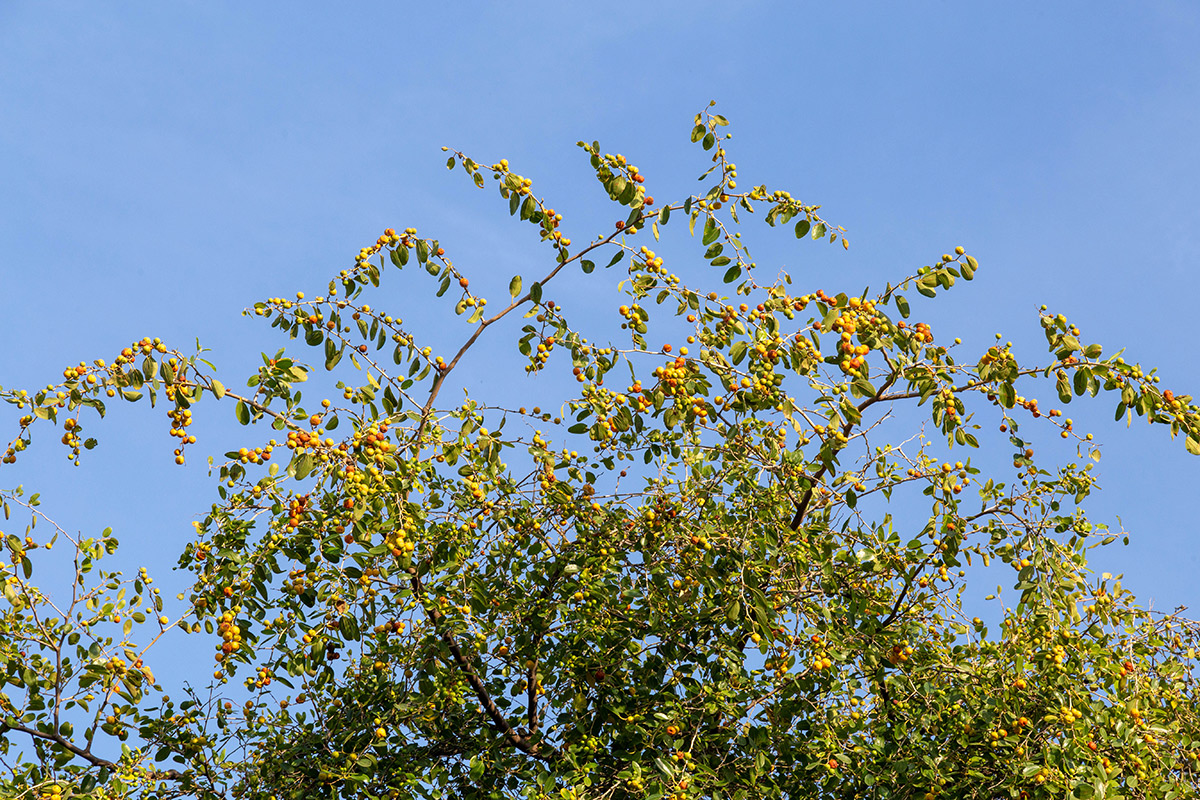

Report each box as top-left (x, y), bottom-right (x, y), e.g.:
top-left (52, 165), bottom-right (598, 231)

top-left (2, 0), bottom-right (1199, 682)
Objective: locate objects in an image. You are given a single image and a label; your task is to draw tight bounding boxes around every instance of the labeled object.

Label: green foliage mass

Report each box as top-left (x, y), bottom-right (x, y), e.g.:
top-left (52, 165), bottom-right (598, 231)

top-left (2, 107), bottom-right (1199, 799)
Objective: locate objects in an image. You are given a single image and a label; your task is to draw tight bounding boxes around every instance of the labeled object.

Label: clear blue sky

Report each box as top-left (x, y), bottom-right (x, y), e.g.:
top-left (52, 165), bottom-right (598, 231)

top-left (2, 1), bottom-right (1198, 675)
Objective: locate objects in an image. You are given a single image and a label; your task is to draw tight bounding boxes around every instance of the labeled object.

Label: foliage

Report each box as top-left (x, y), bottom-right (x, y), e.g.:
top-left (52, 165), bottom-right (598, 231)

top-left (2, 105), bottom-right (1200, 800)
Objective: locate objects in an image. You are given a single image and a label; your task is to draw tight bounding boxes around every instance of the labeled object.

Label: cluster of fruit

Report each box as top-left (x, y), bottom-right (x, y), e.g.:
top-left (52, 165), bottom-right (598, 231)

top-left (825, 296), bottom-right (883, 377)
top-left (382, 518), bottom-right (416, 559)
top-left (214, 611), bottom-right (243, 668)
top-left (247, 664), bottom-right (273, 690)
top-left (354, 227), bottom-right (409, 267)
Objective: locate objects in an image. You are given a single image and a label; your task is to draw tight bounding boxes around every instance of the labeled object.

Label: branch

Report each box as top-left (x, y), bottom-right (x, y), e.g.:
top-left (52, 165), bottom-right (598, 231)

top-left (409, 570), bottom-right (559, 761)
top-left (0, 720), bottom-right (184, 781)
top-left (525, 560), bottom-right (569, 734)
top-left (875, 569), bottom-right (917, 631)
top-left (409, 223), bottom-right (637, 454)
top-left (790, 371), bottom-right (899, 530)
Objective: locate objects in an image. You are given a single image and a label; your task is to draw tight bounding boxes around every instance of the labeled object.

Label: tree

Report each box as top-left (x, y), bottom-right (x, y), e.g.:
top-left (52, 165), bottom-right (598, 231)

top-left (2, 105), bottom-right (1200, 800)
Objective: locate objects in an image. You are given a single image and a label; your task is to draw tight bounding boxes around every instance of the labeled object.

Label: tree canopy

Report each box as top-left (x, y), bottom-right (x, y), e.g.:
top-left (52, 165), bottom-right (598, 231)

top-left (3, 107), bottom-right (1200, 800)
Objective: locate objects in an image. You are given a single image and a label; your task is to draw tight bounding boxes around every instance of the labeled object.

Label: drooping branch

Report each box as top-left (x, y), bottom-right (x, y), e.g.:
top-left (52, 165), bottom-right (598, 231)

top-left (0, 720), bottom-right (185, 781)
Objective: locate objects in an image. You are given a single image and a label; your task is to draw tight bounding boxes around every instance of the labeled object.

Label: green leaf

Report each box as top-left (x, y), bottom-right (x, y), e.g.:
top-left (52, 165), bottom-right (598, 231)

top-left (711, 256), bottom-right (732, 267)
top-left (895, 295), bottom-right (910, 318)
top-left (726, 599), bottom-right (741, 622)
top-left (723, 265), bottom-right (741, 284)
top-left (1073, 368), bottom-right (1089, 396)
top-left (748, 587), bottom-right (772, 635)
top-left (530, 282), bottom-right (543, 304)
top-left (998, 383), bottom-right (1016, 409)
top-left (1057, 373), bottom-right (1073, 403)
top-left (1186, 436), bottom-right (1200, 456)
top-left (852, 376), bottom-right (876, 397)
top-left (292, 453), bottom-right (314, 480)
top-left (234, 401), bottom-right (250, 425)
top-left (509, 275), bottom-right (522, 299)
top-left (210, 379), bottom-right (226, 399)
top-left (619, 179), bottom-right (637, 205)
top-left (794, 219), bottom-right (810, 238)
top-left (325, 339), bottom-right (343, 370)
top-left (702, 218), bottom-right (720, 246)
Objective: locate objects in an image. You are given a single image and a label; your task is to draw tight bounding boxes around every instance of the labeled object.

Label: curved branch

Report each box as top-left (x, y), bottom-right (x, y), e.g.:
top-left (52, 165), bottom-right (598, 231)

top-left (407, 207), bottom-right (670, 453)
top-left (0, 720), bottom-right (185, 781)
top-left (790, 371), bottom-right (899, 530)
top-left (408, 570), bottom-right (559, 761)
